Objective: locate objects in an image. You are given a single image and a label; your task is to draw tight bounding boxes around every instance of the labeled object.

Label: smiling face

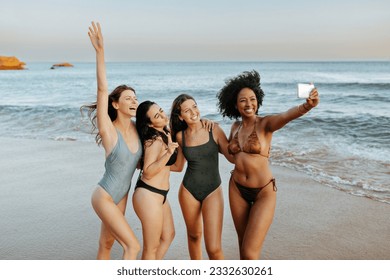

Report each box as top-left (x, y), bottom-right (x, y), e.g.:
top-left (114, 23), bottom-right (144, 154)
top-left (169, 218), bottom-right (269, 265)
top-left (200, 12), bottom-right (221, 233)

top-left (179, 99), bottom-right (200, 124)
top-left (236, 87), bottom-right (258, 117)
top-left (113, 89), bottom-right (138, 118)
top-left (146, 104), bottom-right (169, 130)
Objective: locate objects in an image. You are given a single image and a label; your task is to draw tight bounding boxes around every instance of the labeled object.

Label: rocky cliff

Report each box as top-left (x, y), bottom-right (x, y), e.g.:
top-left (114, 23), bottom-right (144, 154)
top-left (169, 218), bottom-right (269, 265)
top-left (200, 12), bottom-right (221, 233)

top-left (0, 56), bottom-right (26, 70)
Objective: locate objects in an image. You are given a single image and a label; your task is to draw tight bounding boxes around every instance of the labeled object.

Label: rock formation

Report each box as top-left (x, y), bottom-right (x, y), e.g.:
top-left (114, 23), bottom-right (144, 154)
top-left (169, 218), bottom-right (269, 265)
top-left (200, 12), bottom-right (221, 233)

top-left (0, 56), bottom-right (26, 70)
top-left (50, 62), bottom-right (74, 69)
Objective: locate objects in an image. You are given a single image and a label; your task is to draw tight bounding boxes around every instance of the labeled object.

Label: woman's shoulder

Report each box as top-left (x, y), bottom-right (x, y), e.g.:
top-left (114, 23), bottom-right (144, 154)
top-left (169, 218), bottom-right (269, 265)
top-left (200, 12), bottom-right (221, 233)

top-left (212, 123), bottom-right (224, 135)
top-left (144, 136), bottom-right (164, 147)
top-left (175, 130), bottom-right (183, 145)
top-left (211, 123), bottom-right (228, 142)
top-left (231, 120), bottom-right (241, 128)
top-left (175, 130), bottom-right (183, 139)
top-left (229, 120), bottom-right (241, 132)
top-left (256, 115), bottom-right (273, 133)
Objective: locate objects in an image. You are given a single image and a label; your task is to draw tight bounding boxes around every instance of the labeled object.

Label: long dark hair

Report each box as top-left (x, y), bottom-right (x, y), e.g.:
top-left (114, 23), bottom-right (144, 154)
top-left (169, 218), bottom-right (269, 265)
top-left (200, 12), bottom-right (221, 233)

top-left (169, 94), bottom-right (196, 142)
top-left (136, 100), bottom-right (170, 168)
top-left (216, 70), bottom-right (264, 119)
top-left (80, 84), bottom-right (136, 145)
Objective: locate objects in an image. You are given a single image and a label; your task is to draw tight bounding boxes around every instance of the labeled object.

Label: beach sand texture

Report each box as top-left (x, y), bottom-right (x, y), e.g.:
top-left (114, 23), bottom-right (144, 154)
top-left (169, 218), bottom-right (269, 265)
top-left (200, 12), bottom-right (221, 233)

top-left (1, 136), bottom-right (389, 260)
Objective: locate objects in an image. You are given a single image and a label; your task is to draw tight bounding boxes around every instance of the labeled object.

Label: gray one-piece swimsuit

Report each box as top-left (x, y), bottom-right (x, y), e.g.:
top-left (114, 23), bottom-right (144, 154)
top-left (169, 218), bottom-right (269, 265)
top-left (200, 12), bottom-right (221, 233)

top-left (98, 128), bottom-right (141, 204)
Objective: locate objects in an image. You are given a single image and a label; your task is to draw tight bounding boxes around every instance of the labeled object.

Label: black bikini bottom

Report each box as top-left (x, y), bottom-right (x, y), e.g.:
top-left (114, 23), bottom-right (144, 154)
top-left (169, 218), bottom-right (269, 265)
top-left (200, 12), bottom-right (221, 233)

top-left (234, 178), bottom-right (277, 205)
top-left (135, 179), bottom-right (169, 204)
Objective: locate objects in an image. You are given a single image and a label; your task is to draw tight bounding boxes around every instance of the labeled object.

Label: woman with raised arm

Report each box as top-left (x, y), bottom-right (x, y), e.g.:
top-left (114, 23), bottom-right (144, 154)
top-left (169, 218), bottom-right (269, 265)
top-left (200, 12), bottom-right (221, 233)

top-left (217, 70), bottom-right (319, 259)
top-left (169, 94), bottom-right (234, 260)
top-left (81, 22), bottom-right (141, 259)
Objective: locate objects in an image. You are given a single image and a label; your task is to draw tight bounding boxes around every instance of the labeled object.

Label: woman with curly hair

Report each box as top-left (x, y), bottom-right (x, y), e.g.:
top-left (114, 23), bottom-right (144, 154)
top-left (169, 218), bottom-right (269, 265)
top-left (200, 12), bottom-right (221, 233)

top-left (133, 100), bottom-right (185, 259)
top-left (81, 22), bottom-right (141, 259)
top-left (217, 70), bottom-right (320, 259)
top-left (170, 94), bottom-right (234, 260)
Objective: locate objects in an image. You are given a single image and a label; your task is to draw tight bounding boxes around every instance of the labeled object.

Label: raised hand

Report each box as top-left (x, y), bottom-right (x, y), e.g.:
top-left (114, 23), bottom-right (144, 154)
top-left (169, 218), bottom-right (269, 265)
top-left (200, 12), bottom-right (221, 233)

top-left (166, 132), bottom-right (179, 155)
top-left (200, 118), bottom-right (215, 132)
top-left (306, 87), bottom-right (320, 108)
top-left (88, 21), bottom-right (104, 52)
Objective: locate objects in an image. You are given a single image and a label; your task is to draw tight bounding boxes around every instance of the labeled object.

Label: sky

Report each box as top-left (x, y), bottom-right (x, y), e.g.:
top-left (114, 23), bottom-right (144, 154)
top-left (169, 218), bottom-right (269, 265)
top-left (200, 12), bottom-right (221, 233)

top-left (1, 0), bottom-right (389, 62)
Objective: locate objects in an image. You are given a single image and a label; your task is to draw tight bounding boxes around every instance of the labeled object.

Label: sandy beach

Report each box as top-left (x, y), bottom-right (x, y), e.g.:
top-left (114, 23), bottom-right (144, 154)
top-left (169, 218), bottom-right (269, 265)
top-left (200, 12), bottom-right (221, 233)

top-left (0, 136), bottom-right (389, 260)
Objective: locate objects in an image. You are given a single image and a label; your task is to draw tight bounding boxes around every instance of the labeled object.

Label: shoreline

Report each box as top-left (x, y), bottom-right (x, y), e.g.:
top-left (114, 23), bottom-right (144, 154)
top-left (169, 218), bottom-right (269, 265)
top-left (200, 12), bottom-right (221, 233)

top-left (0, 136), bottom-right (389, 260)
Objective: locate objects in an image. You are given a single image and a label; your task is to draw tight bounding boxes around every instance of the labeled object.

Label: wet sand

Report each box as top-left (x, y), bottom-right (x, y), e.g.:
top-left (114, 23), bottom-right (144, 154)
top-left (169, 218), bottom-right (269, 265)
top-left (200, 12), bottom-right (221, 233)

top-left (0, 136), bottom-right (389, 260)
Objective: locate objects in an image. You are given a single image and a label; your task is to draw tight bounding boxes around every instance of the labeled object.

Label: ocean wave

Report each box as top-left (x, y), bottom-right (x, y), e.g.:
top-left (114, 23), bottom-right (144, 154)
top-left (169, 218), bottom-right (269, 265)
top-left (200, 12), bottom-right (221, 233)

top-left (294, 115), bottom-right (390, 147)
top-left (271, 153), bottom-right (390, 205)
top-left (0, 104), bottom-right (92, 141)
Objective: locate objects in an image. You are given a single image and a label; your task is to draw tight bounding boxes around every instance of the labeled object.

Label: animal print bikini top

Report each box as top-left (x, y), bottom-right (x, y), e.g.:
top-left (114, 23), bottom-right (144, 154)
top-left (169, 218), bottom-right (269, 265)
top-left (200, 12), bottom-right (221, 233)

top-left (227, 119), bottom-right (270, 158)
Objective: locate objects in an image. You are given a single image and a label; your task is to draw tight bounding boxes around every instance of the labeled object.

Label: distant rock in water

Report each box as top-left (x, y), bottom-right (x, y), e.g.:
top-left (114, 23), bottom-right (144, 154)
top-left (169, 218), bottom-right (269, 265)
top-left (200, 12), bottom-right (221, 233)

top-left (50, 62), bottom-right (74, 69)
top-left (0, 56), bottom-right (26, 70)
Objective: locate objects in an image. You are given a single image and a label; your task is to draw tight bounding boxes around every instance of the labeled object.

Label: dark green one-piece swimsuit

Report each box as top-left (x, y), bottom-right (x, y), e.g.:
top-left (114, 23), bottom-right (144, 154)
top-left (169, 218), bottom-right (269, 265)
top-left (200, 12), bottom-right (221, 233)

top-left (182, 129), bottom-right (221, 202)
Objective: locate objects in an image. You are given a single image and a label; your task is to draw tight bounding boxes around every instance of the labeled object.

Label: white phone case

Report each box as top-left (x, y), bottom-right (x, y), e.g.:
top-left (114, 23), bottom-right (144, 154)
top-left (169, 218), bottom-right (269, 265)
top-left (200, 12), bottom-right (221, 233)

top-left (297, 83), bottom-right (315, 98)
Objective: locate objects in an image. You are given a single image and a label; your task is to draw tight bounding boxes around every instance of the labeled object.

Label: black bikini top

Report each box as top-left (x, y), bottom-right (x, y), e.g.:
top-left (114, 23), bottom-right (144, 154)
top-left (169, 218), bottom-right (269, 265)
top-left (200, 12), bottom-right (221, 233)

top-left (165, 149), bottom-right (178, 166)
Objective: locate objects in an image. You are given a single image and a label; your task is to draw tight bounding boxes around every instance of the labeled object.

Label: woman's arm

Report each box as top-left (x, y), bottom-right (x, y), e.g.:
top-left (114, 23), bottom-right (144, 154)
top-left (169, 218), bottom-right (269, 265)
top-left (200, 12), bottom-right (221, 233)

top-left (142, 138), bottom-right (178, 180)
top-left (228, 121), bottom-right (239, 141)
top-left (170, 145), bottom-right (186, 172)
top-left (170, 132), bottom-right (186, 172)
top-left (265, 88), bottom-right (320, 132)
top-left (88, 22), bottom-right (116, 151)
top-left (215, 124), bottom-right (235, 164)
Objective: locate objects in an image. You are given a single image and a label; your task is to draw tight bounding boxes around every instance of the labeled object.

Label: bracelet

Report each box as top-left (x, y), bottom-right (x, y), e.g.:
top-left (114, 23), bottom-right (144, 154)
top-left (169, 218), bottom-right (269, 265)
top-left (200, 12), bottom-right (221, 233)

top-left (302, 103), bottom-right (312, 111)
top-left (297, 104), bottom-right (307, 115)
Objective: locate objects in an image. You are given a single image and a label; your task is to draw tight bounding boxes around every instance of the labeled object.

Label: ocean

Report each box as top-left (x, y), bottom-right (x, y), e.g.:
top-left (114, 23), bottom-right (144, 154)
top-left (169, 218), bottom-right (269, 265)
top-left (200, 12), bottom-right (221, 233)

top-left (1, 61), bottom-right (389, 204)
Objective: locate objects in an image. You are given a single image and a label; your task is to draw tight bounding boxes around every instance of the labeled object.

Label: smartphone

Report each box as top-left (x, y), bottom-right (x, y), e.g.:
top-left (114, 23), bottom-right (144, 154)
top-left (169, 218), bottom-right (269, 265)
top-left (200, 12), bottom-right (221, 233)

top-left (297, 83), bottom-right (315, 98)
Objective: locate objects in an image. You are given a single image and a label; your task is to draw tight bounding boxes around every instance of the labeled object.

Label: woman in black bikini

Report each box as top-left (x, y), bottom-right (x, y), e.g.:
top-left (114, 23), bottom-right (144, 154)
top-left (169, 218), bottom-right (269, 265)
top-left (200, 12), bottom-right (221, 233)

top-left (133, 100), bottom-right (184, 259)
top-left (217, 70), bottom-right (319, 259)
top-left (170, 94), bottom-right (233, 260)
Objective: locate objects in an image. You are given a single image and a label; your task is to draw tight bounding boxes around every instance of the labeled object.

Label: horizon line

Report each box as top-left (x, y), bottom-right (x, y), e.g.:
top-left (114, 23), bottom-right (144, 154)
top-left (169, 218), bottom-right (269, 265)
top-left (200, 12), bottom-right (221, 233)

top-left (19, 59), bottom-right (390, 64)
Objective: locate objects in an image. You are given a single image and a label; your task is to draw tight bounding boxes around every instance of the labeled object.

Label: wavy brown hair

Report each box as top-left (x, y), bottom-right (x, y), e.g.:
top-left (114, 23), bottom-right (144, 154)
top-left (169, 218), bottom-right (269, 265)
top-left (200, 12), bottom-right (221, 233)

top-left (169, 94), bottom-right (195, 142)
top-left (80, 84), bottom-right (136, 145)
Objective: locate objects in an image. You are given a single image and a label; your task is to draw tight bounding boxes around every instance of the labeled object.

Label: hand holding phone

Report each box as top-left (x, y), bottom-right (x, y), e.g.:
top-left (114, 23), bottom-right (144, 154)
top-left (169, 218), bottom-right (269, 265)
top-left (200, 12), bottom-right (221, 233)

top-left (297, 83), bottom-right (315, 98)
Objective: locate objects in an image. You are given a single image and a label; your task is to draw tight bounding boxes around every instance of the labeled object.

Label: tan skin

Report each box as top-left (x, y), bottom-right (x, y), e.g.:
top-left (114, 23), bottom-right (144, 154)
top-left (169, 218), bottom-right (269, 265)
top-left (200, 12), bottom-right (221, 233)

top-left (132, 104), bottom-right (185, 260)
top-left (88, 22), bottom-right (140, 259)
top-left (229, 87), bottom-right (319, 259)
top-left (175, 99), bottom-right (234, 260)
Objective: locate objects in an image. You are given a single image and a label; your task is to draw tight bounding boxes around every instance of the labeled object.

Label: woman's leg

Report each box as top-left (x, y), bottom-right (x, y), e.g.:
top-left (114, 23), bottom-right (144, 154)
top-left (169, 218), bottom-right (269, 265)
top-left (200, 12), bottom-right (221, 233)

top-left (96, 222), bottom-right (115, 259)
top-left (133, 187), bottom-right (165, 260)
top-left (229, 177), bottom-right (251, 259)
top-left (202, 186), bottom-right (224, 260)
top-left (240, 185), bottom-right (276, 260)
top-left (91, 187), bottom-right (140, 260)
top-left (178, 185), bottom-right (203, 259)
top-left (96, 194), bottom-right (128, 259)
top-left (156, 200), bottom-right (175, 259)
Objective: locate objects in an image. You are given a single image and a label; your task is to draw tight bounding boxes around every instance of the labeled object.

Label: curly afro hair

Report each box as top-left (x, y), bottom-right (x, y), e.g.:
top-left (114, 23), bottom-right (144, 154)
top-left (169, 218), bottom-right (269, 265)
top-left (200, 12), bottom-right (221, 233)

top-left (216, 70), bottom-right (264, 119)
